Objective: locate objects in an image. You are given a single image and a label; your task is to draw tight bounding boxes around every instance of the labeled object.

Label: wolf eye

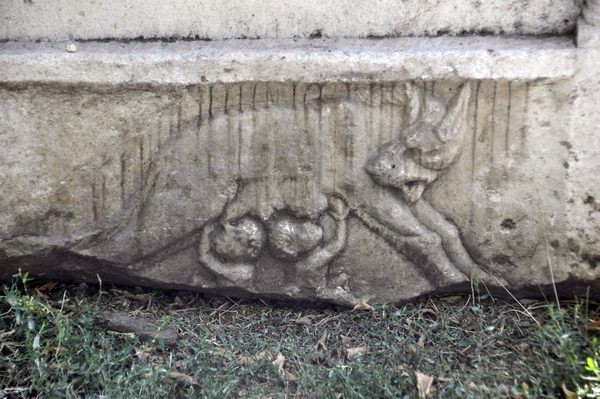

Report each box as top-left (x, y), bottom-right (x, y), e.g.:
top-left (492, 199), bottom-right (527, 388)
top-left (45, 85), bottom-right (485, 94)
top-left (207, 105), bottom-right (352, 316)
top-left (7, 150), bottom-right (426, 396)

top-left (391, 164), bottom-right (396, 169)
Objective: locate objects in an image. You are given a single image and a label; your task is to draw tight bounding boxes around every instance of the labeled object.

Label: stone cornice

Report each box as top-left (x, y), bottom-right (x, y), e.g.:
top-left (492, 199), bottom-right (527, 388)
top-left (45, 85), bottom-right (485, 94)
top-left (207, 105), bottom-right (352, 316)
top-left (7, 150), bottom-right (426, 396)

top-left (0, 36), bottom-right (576, 85)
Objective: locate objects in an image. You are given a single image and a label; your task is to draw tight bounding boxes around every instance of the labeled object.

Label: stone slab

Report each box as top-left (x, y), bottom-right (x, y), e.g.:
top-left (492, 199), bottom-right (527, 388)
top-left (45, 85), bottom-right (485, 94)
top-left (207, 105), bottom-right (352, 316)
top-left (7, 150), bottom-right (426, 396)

top-left (1, 39), bottom-right (598, 304)
top-left (0, 37), bottom-right (577, 85)
top-left (0, 0), bottom-right (582, 41)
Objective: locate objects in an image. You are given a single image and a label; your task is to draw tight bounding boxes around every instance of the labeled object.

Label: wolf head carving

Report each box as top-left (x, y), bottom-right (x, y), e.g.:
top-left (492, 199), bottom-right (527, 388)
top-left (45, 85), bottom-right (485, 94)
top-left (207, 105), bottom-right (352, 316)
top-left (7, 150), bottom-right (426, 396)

top-left (365, 83), bottom-right (471, 203)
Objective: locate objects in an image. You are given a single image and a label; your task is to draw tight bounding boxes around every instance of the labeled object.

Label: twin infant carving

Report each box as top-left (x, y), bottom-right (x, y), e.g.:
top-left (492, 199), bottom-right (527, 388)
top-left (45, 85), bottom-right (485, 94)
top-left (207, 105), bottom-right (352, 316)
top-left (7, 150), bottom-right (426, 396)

top-left (199, 82), bottom-right (503, 302)
top-left (200, 195), bottom-right (354, 302)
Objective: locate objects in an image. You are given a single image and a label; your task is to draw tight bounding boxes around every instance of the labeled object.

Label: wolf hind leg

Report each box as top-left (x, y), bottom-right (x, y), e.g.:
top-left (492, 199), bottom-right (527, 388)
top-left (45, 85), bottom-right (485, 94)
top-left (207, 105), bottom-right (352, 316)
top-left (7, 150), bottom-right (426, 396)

top-left (355, 207), bottom-right (466, 287)
top-left (410, 200), bottom-right (507, 286)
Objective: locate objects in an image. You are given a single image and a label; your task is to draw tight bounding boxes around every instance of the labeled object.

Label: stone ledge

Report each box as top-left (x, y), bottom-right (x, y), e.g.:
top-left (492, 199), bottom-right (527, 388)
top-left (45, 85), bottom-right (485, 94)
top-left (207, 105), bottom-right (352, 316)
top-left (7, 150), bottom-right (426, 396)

top-left (0, 0), bottom-right (581, 41)
top-left (0, 36), bottom-right (576, 85)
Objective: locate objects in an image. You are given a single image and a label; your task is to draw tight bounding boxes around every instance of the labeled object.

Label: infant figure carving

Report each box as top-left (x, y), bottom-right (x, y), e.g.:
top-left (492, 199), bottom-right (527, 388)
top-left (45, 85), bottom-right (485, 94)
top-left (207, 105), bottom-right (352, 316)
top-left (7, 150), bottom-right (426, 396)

top-left (199, 195), bottom-right (356, 304)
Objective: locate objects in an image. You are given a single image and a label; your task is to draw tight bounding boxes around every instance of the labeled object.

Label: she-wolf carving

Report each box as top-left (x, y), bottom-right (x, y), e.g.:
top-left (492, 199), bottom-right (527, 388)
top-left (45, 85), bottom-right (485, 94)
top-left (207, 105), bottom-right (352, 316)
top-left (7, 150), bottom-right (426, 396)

top-left (1, 81), bottom-right (506, 304)
top-left (203, 82), bottom-right (504, 291)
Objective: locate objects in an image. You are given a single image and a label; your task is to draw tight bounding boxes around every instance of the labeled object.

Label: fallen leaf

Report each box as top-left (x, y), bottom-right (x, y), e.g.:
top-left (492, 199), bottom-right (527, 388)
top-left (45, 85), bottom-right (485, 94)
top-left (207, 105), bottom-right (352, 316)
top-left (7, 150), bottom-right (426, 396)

top-left (316, 330), bottom-right (328, 352)
top-left (345, 346), bottom-right (365, 359)
top-left (110, 288), bottom-right (153, 302)
top-left (255, 350), bottom-right (273, 361)
top-left (212, 348), bottom-right (227, 357)
top-left (169, 371), bottom-right (201, 391)
top-left (285, 370), bottom-right (298, 382)
top-left (415, 371), bottom-right (434, 399)
top-left (107, 331), bottom-right (136, 339)
top-left (237, 354), bottom-right (256, 366)
top-left (352, 302), bottom-right (374, 312)
top-left (34, 282), bottom-right (58, 298)
top-left (587, 319), bottom-right (600, 335)
top-left (443, 295), bottom-right (463, 304)
top-left (417, 334), bottom-right (426, 349)
top-left (340, 334), bottom-right (352, 348)
top-left (272, 352), bottom-right (285, 372)
top-left (420, 309), bottom-right (438, 319)
top-left (295, 315), bottom-right (314, 325)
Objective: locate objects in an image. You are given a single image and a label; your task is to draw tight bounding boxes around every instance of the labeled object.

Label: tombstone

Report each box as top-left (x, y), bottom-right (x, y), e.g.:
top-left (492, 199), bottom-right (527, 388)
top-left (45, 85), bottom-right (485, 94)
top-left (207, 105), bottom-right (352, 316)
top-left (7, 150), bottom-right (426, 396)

top-left (0, 0), bottom-right (599, 305)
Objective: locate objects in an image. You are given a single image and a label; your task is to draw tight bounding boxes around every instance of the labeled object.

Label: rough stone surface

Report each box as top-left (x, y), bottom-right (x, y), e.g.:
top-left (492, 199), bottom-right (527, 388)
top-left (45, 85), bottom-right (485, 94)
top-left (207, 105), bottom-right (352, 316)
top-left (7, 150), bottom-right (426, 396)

top-left (0, 2), bottom-right (598, 307)
top-left (0, 0), bottom-right (582, 41)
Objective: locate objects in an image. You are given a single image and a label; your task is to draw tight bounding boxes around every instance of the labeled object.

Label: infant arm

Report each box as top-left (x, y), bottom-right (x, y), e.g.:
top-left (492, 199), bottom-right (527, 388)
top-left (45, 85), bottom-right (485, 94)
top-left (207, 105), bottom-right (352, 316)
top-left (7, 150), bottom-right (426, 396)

top-left (296, 197), bottom-right (349, 271)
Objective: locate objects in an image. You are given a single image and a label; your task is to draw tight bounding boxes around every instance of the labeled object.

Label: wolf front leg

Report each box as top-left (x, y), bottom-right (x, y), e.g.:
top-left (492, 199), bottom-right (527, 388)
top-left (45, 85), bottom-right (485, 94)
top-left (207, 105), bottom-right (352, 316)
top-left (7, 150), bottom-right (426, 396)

top-left (357, 189), bottom-right (467, 287)
top-left (410, 200), bottom-right (507, 286)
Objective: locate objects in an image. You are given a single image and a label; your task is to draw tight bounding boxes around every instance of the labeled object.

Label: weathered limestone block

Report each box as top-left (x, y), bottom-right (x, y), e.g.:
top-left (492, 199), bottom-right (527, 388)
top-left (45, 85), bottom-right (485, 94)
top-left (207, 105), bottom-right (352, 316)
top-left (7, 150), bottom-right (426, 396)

top-left (0, 0), bottom-right (583, 41)
top-left (0, 3), bottom-right (598, 305)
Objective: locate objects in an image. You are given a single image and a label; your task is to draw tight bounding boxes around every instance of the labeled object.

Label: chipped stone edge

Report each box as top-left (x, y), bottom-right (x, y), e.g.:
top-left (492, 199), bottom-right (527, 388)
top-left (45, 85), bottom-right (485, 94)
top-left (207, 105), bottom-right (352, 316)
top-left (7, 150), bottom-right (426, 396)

top-left (0, 36), bottom-right (577, 85)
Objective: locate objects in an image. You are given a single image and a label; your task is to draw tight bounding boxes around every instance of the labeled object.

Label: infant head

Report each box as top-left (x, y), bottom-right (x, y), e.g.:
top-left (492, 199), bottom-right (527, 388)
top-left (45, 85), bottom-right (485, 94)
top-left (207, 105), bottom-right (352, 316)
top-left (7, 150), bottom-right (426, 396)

top-left (211, 216), bottom-right (266, 261)
top-left (267, 215), bottom-right (323, 260)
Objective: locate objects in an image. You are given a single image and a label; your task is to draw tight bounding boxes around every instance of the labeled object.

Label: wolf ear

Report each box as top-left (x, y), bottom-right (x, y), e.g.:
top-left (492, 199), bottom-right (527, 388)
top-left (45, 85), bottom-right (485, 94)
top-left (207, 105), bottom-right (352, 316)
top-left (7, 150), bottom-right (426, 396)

top-left (404, 83), bottom-right (422, 125)
top-left (437, 83), bottom-right (471, 143)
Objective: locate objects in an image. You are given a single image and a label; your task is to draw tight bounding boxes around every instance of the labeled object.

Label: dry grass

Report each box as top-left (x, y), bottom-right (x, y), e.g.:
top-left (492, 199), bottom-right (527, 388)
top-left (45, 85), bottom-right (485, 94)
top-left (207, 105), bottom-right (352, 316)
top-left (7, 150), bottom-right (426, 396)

top-left (1, 275), bottom-right (599, 398)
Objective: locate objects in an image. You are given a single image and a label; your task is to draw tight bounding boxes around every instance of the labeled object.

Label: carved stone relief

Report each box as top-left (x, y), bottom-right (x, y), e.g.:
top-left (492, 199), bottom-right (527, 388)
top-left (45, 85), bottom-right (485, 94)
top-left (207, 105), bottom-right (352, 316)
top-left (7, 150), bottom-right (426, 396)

top-left (0, 78), bottom-right (584, 305)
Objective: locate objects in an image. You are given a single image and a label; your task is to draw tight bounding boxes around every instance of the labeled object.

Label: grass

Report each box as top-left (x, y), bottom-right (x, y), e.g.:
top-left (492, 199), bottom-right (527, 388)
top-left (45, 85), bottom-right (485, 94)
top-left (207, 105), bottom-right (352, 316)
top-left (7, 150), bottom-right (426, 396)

top-left (1, 273), bottom-right (599, 398)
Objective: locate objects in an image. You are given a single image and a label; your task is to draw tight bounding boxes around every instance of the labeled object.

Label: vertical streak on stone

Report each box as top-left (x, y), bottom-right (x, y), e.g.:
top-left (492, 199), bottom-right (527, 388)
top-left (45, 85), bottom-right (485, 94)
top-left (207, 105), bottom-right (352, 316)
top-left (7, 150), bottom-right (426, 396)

top-left (266, 82), bottom-right (271, 108)
top-left (378, 83), bottom-right (384, 145)
top-left (431, 81), bottom-right (436, 96)
top-left (389, 83), bottom-right (395, 143)
top-left (398, 82), bottom-right (405, 138)
top-left (291, 83), bottom-right (299, 204)
top-left (156, 117), bottom-right (162, 147)
top-left (197, 85), bottom-right (203, 130)
top-left (332, 100), bottom-right (338, 192)
top-left (348, 83), bottom-right (356, 171)
top-left (238, 83), bottom-right (243, 174)
top-left (506, 82), bottom-right (512, 155)
top-left (317, 84), bottom-right (324, 198)
top-left (490, 81), bottom-right (497, 166)
top-left (521, 82), bottom-right (530, 144)
top-left (368, 83), bottom-right (374, 154)
top-left (292, 82), bottom-right (297, 109)
top-left (302, 83), bottom-right (310, 211)
top-left (250, 84), bottom-right (260, 208)
top-left (471, 81), bottom-right (481, 182)
top-left (345, 82), bottom-right (351, 100)
top-left (226, 85), bottom-right (233, 177)
top-left (168, 106), bottom-right (175, 137)
top-left (91, 182), bottom-right (98, 222)
top-left (208, 85), bottom-right (214, 118)
top-left (207, 85), bottom-right (214, 179)
top-left (402, 81), bottom-right (411, 131)
top-left (176, 100), bottom-right (182, 135)
top-left (101, 174), bottom-right (107, 217)
top-left (139, 138), bottom-right (144, 187)
top-left (120, 152), bottom-right (126, 209)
